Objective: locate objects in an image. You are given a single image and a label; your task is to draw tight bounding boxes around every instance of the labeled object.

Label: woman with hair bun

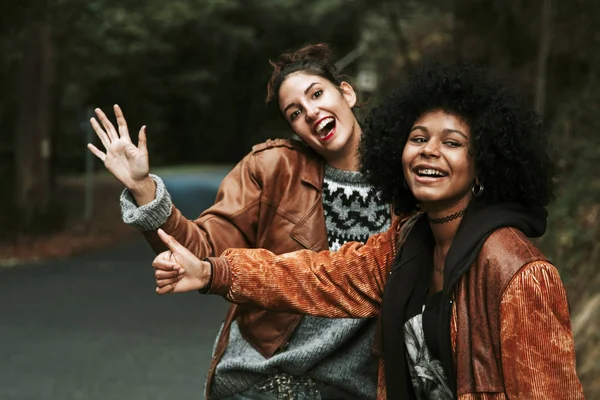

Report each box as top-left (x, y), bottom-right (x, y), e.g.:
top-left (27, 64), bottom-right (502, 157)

top-left (88, 44), bottom-right (391, 399)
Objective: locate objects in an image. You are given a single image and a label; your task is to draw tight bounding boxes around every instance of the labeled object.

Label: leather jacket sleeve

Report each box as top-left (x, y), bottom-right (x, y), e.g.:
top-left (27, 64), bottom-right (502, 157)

top-left (207, 217), bottom-right (403, 318)
top-left (142, 151), bottom-right (261, 258)
top-left (499, 261), bottom-right (584, 399)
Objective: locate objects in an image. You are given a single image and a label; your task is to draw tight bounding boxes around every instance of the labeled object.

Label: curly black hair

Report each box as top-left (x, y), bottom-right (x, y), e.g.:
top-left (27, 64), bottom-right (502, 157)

top-left (360, 62), bottom-right (555, 215)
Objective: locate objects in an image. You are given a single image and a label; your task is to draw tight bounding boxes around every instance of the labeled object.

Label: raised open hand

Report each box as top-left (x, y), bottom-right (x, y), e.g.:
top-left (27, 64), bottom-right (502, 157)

top-left (152, 229), bottom-right (212, 295)
top-left (87, 105), bottom-right (150, 192)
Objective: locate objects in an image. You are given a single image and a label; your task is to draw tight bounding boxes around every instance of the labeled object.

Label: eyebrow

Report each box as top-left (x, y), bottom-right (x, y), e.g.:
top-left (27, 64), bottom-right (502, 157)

top-left (410, 126), bottom-right (469, 141)
top-left (283, 82), bottom-right (320, 114)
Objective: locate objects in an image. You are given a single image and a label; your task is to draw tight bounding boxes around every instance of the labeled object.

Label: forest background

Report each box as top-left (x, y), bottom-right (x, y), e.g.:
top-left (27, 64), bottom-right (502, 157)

top-left (1, 0), bottom-right (598, 397)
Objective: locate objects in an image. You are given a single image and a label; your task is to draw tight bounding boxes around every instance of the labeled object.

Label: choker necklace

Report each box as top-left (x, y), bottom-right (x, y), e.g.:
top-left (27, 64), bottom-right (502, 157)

top-left (428, 208), bottom-right (467, 224)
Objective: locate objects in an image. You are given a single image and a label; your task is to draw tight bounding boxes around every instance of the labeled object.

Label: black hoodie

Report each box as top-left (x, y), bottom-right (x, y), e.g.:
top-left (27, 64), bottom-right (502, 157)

top-left (380, 200), bottom-right (548, 399)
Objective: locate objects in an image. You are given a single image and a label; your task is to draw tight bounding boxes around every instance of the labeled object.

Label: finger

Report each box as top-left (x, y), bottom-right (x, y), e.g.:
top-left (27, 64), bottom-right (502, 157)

top-left (90, 117), bottom-right (111, 149)
top-left (137, 125), bottom-right (148, 154)
top-left (174, 265), bottom-right (185, 274)
top-left (113, 104), bottom-right (131, 142)
top-left (87, 144), bottom-right (107, 162)
top-left (95, 107), bottom-right (119, 142)
top-left (154, 268), bottom-right (182, 279)
top-left (157, 229), bottom-right (186, 254)
top-left (156, 284), bottom-right (174, 295)
top-left (152, 258), bottom-right (180, 271)
top-left (156, 277), bottom-right (180, 288)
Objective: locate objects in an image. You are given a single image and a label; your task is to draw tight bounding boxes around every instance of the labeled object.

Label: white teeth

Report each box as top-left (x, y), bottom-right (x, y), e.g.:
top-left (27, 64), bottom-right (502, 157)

top-left (418, 168), bottom-right (445, 176)
top-left (315, 117), bottom-right (334, 133)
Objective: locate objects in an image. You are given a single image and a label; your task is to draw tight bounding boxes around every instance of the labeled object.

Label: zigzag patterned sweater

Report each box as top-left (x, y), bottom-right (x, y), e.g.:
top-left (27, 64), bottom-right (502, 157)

top-left (120, 166), bottom-right (390, 399)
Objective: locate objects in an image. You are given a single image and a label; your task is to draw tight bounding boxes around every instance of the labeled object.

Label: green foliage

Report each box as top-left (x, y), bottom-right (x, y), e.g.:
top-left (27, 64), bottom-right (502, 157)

top-left (0, 0), bottom-right (366, 233)
top-left (2, 0), bottom-right (600, 244)
top-left (357, 0), bottom-right (454, 107)
top-left (36, 0), bottom-right (363, 172)
top-left (538, 76), bottom-right (600, 289)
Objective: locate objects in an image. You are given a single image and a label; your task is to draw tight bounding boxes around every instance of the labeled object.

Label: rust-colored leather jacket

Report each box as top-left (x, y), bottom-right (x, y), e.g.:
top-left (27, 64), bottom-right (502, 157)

top-left (207, 217), bottom-right (585, 399)
top-left (142, 138), bottom-right (334, 398)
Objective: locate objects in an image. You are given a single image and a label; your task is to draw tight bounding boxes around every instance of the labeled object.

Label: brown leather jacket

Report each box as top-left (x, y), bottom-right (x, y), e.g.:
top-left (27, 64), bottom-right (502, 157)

top-left (142, 138), bottom-right (332, 398)
top-left (207, 217), bottom-right (584, 399)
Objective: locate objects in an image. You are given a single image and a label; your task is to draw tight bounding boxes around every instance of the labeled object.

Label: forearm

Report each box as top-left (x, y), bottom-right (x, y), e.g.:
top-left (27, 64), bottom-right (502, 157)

top-left (144, 206), bottom-right (254, 258)
top-left (121, 175), bottom-right (243, 258)
top-left (206, 221), bottom-right (400, 318)
top-left (124, 157), bottom-right (259, 258)
top-left (206, 253), bottom-right (380, 318)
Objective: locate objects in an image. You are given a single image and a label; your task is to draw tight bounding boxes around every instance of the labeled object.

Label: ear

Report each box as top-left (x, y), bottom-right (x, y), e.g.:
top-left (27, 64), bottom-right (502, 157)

top-left (340, 81), bottom-right (357, 108)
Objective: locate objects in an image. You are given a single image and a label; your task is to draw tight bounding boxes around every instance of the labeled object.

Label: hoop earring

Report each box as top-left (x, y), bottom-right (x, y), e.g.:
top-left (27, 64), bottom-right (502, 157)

top-left (472, 183), bottom-right (484, 197)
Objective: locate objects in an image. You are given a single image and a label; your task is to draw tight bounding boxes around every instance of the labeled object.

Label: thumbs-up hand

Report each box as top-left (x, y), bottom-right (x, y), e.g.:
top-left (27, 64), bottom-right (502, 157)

top-left (152, 229), bottom-right (212, 295)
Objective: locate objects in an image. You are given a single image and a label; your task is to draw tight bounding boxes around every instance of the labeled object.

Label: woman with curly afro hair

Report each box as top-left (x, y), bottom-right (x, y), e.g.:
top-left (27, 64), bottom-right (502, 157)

top-left (152, 63), bottom-right (584, 399)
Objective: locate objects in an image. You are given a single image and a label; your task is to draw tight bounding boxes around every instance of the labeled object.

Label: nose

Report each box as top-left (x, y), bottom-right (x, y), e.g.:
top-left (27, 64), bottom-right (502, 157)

top-left (305, 104), bottom-right (319, 121)
top-left (421, 138), bottom-right (441, 158)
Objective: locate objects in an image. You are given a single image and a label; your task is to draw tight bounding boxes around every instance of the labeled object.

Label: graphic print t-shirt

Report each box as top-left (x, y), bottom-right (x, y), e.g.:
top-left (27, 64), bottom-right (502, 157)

top-left (404, 292), bottom-right (453, 400)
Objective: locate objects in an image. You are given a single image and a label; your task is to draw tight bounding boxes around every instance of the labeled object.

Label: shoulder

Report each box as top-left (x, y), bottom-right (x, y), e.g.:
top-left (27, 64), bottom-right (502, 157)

top-left (251, 138), bottom-right (317, 159)
top-left (480, 227), bottom-right (547, 267)
top-left (509, 260), bottom-right (562, 287)
top-left (475, 227), bottom-right (549, 295)
top-left (245, 138), bottom-right (324, 187)
top-left (250, 138), bottom-right (323, 175)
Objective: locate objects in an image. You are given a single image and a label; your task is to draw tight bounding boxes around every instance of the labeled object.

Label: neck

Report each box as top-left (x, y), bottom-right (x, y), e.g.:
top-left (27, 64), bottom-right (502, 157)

top-left (328, 156), bottom-right (359, 171)
top-left (425, 196), bottom-right (471, 252)
top-left (326, 125), bottom-right (362, 171)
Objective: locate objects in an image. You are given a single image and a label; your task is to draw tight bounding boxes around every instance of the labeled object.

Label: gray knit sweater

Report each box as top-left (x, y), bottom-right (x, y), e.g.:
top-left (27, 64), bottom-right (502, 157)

top-left (120, 167), bottom-right (391, 399)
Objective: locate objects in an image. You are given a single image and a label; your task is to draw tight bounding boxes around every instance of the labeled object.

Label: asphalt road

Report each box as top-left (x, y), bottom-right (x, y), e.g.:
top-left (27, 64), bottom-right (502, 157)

top-left (0, 169), bottom-right (232, 400)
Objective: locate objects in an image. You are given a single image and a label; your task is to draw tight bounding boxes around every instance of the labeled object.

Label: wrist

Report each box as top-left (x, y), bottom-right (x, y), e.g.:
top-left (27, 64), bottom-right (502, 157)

top-left (129, 175), bottom-right (154, 194)
top-left (129, 176), bottom-right (156, 206)
top-left (202, 257), bottom-right (230, 296)
top-left (197, 260), bottom-right (213, 293)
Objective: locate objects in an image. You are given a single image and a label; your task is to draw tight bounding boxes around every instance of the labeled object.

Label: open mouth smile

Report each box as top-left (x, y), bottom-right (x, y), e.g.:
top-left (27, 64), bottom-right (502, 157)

top-left (415, 168), bottom-right (447, 177)
top-left (313, 117), bottom-right (336, 141)
top-left (412, 165), bottom-right (449, 182)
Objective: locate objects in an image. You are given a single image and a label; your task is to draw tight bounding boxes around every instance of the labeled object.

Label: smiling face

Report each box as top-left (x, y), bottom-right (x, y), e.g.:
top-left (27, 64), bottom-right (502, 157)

top-left (278, 72), bottom-right (360, 170)
top-left (402, 109), bottom-right (477, 212)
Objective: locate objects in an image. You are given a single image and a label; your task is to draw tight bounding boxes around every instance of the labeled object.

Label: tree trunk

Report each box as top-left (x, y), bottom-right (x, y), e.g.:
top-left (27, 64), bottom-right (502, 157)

top-left (15, 19), bottom-right (54, 228)
top-left (383, 1), bottom-right (413, 72)
top-left (453, 0), bottom-right (464, 63)
top-left (535, 0), bottom-right (553, 118)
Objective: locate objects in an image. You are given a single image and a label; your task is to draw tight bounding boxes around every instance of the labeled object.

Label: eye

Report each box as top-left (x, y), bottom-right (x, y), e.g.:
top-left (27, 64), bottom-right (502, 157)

top-left (409, 136), bottom-right (427, 143)
top-left (312, 90), bottom-right (323, 99)
top-left (289, 109), bottom-right (301, 121)
top-left (444, 141), bottom-right (462, 148)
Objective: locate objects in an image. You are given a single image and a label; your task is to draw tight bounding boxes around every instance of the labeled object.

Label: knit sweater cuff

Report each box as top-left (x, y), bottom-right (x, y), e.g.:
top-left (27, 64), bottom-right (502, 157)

top-left (120, 174), bottom-right (172, 231)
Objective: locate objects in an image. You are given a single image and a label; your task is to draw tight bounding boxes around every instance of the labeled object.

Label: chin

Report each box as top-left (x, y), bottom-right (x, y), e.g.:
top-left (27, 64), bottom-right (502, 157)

top-left (414, 191), bottom-right (473, 211)
top-left (325, 134), bottom-right (350, 151)
top-left (410, 189), bottom-right (442, 204)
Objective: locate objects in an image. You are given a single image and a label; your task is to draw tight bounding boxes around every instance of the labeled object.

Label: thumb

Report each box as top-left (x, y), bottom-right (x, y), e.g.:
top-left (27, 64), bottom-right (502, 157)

top-left (157, 228), bottom-right (185, 254)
